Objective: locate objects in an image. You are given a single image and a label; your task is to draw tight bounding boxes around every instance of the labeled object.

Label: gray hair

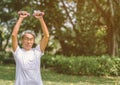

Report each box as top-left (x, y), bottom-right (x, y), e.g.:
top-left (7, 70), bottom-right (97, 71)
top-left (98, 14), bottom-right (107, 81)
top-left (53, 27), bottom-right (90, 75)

top-left (21, 30), bottom-right (36, 38)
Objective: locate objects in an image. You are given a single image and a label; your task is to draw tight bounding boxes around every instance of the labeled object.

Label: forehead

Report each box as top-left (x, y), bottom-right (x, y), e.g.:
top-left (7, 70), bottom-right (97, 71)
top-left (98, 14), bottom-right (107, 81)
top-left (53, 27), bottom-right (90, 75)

top-left (23, 33), bottom-right (34, 38)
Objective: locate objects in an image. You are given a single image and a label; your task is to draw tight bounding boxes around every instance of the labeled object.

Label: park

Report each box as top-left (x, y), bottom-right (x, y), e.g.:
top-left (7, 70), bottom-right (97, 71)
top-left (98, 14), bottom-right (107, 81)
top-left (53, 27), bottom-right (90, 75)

top-left (0, 0), bottom-right (120, 85)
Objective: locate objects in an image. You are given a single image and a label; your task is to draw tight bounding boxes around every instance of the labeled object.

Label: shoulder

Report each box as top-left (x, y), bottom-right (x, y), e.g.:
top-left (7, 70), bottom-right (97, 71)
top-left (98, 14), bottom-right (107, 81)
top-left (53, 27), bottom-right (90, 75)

top-left (13, 46), bottom-right (22, 56)
top-left (33, 45), bottom-right (44, 56)
top-left (12, 46), bottom-right (23, 61)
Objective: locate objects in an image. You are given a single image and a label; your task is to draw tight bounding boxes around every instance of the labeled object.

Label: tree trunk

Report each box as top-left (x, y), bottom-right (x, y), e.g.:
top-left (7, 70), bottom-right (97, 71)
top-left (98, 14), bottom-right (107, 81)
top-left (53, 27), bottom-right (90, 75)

top-left (93, 0), bottom-right (118, 56)
top-left (105, 26), bottom-right (114, 56)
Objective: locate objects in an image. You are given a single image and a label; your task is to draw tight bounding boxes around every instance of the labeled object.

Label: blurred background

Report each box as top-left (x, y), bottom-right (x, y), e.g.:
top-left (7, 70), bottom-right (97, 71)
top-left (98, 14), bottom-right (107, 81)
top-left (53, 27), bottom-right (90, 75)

top-left (0, 0), bottom-right (120, 85)
top-left (0, 0), bottom-right (120, 57)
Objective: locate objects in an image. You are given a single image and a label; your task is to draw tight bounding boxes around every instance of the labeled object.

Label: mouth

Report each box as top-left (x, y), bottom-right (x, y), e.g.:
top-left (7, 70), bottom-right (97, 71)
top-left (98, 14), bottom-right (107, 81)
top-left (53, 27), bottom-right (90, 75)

top-left (27, 45), bottom-right (32, 47)
top-left (25, 44), bottom-right (32, 48)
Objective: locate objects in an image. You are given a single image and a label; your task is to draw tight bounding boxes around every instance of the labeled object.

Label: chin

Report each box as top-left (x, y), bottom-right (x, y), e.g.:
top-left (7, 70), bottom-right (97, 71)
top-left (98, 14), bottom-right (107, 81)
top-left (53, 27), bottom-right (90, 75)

top-left (23, 45), bottom-right (33, 50)
top-left (26, 48), bottom-right (31, 51)
top-left (28, 47), bottom-right (32, 50)
top-left (25, 47), bottom-right (32, 50)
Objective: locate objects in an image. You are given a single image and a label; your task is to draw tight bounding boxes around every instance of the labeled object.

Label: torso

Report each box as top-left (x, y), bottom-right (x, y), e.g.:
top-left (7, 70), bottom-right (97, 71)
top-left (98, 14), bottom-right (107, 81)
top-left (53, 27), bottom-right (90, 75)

top-left (13, 47), bottom-right (43, 85)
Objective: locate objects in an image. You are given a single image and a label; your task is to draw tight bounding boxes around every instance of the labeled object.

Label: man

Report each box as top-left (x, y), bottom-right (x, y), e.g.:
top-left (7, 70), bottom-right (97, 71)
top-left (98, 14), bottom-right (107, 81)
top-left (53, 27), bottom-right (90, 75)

top-left (12, 10), bottom-right (49, 85)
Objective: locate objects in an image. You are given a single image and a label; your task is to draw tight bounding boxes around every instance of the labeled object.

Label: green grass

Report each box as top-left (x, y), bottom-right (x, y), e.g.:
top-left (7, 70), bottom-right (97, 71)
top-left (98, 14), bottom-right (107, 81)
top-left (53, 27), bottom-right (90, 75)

top-left (0, 65), bottom-right (120, 85)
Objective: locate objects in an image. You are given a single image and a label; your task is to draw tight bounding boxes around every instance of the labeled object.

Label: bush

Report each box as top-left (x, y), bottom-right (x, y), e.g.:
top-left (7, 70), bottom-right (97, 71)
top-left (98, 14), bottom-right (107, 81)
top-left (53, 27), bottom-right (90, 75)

top-left (113, 58), bottom-right (120, 75)
top-left (0, 51), bottom-right (5, 64)
top-left (0, 51), bottom-right (14, 64)
top-left (41, 54), bottom-right (120, 76)
top-left (79, 57), bottom-right (99, 75)
top-left (96, 56), bottom-right (119, 76)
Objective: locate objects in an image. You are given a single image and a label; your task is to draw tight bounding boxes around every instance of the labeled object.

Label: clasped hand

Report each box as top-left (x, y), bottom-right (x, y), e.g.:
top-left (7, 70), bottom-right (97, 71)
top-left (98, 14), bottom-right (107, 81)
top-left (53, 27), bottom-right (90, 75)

top-left (18, 10), bottom-right (44, 18)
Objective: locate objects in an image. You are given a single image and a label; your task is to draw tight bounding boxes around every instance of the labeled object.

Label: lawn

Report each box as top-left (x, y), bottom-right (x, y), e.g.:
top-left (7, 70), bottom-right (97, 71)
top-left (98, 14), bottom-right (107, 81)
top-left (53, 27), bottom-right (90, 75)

top-left (0, 64), bottom-right (120, 85)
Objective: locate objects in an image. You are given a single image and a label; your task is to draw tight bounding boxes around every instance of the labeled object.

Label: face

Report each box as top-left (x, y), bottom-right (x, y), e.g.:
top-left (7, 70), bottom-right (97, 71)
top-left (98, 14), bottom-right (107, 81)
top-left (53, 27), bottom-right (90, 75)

top-left (22, 33), bottom-right (35, 51)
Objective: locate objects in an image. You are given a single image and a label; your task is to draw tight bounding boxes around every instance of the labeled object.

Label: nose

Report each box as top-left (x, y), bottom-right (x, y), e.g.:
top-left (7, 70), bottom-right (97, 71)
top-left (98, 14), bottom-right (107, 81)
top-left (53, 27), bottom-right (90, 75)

top-left (27, 40), bottom-right (31, 44)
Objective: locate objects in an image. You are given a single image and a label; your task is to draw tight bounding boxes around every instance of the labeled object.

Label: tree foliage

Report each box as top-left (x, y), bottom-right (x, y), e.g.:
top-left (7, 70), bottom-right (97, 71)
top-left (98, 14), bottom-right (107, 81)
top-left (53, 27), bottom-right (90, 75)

top-left (0, 0), bottom-right (120, 56)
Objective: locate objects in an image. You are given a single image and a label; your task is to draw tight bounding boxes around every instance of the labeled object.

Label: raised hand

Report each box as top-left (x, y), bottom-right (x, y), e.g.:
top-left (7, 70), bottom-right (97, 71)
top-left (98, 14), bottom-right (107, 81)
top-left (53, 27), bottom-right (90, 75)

top-left (18, 11), bottom-right (30, 18)
top-left (33, 10), bottom-right (44, 19)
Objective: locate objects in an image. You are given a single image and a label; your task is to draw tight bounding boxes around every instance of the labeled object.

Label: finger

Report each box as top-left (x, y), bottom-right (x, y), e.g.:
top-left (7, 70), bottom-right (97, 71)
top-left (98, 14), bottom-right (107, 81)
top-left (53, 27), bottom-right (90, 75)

top-left (33, 11), bottom-right (44, 16)
top-left (27, 13), bottom-right (30, 16)
top-left (18, 11), bottom-right (30, 16)
top-left (39, 12), bottom-right (44, 16)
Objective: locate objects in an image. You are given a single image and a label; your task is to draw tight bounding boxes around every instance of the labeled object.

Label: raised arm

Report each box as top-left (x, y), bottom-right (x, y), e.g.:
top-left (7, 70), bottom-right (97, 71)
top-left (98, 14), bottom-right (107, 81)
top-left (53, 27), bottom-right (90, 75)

top-left (33, 11), bottom-right (49, 52)
top-left (12, 11), bottom-right (29, 51)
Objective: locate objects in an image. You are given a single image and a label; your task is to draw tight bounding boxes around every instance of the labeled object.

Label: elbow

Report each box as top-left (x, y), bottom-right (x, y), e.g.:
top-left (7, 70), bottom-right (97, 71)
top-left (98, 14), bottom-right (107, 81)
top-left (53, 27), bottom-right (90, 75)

top-left (46, 33), bottom-right (50, 38)
top-left (12, 32), bottom-right (17, 38)
top-left (12, 33), bottom-right (16, 37)
top-left (47, 34), bottom-right (50, 38)
top-left (44, 34), bottom-right (50, 39)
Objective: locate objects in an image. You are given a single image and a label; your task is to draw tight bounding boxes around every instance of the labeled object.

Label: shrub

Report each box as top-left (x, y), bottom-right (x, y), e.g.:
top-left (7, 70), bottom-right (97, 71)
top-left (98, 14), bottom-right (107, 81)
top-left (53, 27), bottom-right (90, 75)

top-left (0, 51), bottom-right (14, 64)
top-left (96, 56), bottom-right (118, 76)
top-left (0, 51), bottom-right (5, 64)
top-left (41, 54), bottom-right (120, 76)
top-left (79, 57), bottom-right (99, 75)
top-left (113, 58), bottom-right (120, 75)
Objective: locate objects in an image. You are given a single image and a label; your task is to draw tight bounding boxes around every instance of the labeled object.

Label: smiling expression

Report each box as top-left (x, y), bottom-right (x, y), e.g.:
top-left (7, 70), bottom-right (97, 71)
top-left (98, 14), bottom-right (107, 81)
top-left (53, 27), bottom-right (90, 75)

top-left (22, 33), bottom-right (35, 50)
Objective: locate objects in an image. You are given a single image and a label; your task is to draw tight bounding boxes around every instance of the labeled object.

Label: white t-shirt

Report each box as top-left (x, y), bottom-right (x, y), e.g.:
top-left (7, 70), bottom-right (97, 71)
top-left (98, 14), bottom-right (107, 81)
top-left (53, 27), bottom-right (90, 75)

top-left (13, 45), bottom-right (44, 85)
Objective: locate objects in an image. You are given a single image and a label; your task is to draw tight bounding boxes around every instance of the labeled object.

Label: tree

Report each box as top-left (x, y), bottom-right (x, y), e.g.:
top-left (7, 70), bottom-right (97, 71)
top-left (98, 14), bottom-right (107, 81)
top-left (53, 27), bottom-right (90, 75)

top-left (0, 0), bottom-right (66, 52)
top-left (1, 0), bottom-right (120, 56)
top-left (59, 0), bottom-right (120, 56)
top-left (92, 0), bottom-right (120, 56)
top-left (0, 0), bottom-right (30, 51)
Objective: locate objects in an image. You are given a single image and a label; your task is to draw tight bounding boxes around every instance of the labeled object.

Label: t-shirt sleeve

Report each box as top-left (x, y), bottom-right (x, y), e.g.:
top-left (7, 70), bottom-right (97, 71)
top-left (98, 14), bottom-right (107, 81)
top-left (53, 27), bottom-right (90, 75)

top-left (12, 46), bottom-right (21, 62)
top-left (35, 45), bottom-right (44, 56)
top-left (12, 46), bottom-right (20, 57)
